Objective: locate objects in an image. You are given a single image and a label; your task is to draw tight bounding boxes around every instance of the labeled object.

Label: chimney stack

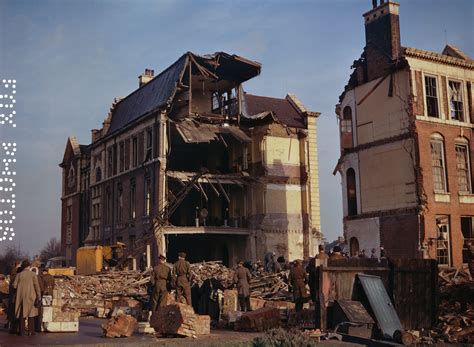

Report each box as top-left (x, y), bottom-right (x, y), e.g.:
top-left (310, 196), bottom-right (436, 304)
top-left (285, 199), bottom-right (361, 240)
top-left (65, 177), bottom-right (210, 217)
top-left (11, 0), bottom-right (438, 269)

top-left (363, 1), bottom-right (401, 60)
top-left (139, 68), bottom-right (154, 87)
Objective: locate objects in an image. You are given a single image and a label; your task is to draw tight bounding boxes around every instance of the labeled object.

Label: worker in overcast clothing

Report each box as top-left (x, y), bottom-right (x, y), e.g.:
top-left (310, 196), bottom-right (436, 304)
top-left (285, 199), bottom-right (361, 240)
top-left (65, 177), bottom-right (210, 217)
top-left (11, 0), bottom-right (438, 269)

top-left (173, 252), bottom-right (192, 306)
top-left (289, 259), bottom-right (308, 312)
top-left (150, 255), bottom-right (172, 311)
top-left (233, 261), bottom-right (252, 312)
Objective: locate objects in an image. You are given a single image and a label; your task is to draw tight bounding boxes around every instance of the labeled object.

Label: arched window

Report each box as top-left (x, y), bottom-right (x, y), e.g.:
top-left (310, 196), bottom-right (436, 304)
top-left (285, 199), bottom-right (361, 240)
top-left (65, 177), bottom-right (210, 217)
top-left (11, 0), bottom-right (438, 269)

top-left (67, 166), bottom-right (75, 187)
top-left (95, 167), bottom-right (102, 182)
top-left (347, 168), bottom-right (357, 216)
top-left (455, 137), bottom-right (471, 193)
top-left (341, 106), bottom-right (353, 149)
top-left (350, 237), bottom-right (359, 257)
top-left (430, 133), bottom-right (447, 192)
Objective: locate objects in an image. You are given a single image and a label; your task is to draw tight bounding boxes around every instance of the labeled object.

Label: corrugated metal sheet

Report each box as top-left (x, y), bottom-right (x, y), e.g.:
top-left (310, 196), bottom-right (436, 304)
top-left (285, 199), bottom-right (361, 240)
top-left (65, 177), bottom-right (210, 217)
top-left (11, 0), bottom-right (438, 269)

top-left (107, 54), bottom-right (188, 135)
top-left (357, 274), bottom-right (402, 339)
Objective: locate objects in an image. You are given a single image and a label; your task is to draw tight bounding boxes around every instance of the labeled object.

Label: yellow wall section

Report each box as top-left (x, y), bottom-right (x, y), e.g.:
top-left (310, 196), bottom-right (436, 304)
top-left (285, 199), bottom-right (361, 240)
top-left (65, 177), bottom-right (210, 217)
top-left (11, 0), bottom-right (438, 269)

top-left (265, 136), bottom-right (300, 165)
top-left (265, 184), bottom-right (303, 214)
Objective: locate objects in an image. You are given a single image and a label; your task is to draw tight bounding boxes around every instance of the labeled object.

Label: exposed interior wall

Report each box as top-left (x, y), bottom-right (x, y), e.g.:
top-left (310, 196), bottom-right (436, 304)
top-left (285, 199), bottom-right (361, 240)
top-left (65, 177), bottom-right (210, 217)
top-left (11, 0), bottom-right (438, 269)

top-left (358, 139), bottom-right (417, 213)
top-left (354, 69), bottom-right (411, 145)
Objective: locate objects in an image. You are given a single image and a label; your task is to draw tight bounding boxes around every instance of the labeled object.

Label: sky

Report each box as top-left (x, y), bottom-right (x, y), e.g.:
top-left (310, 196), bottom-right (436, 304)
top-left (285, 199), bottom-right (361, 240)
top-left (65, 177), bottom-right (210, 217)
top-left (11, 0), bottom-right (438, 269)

top-left (0, 0), bottom-right (473, 257)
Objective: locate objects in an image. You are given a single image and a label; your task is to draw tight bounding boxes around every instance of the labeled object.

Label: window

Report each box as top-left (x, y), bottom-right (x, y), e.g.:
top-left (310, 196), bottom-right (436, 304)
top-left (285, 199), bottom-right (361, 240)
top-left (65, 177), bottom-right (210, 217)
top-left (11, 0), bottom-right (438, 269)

top-left (448, 81), bottom-right (464, 121)
top-left (436, 216), bottom-right (451, 266)
top-left (341, 106), bottom-right (353, 133)
top-left (117, 183), bottom-right (123, 222)
top-left (119, 141), bottom-right (125, 172)
top-left (456, 143), bottom-right (471, 193)
top-left (130, 179), bottom-right (136, 219)
top-left (461, 217), bottom-right (474, 264)
top-left (430, 135), bottom-right (447, 192)
top-left (129, 235), bottom-right (136, 247)
top-left (349, 237), bottom-right (359, 257)
top-left (425, 76), bottom-right (439, 118)
top-left (67, 166), bottom-right (75, 187)
top-left (145, 128), bottom-right (152, 162)
top-left (132, 136), bottom-right (138, 168)
top-left (107, 147), bottom-right (113, 177)
top-left (105, 187), bottom-right (112, 225)
top-left (95, 167), bottom-right (102, 182)
top-left (66, 206), bottom-right (72, 222)
top-left (144, 176), bottom-right (151, 216)
top-left (346, 168), bottom-right (357, 216)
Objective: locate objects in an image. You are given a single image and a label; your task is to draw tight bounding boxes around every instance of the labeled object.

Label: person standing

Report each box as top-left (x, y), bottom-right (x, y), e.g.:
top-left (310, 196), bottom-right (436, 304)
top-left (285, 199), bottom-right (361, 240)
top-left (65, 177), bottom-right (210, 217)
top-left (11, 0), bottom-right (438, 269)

top-left (7, 262), bottom-right (22, 334)
top-left (37, 267), bottom-right (55, 333)
top-left (13, 260), bottom-right (41, 336)
top-left (233, 261), bottom-right (252, 312)
top-left (289, 259), bottom-right (308, 312)
top-left (150, 255), bottom-right (172, 311)
top-left (264, 252), bottom-right (275, 273)
top-left (173, 252), bottom-right (192, 306)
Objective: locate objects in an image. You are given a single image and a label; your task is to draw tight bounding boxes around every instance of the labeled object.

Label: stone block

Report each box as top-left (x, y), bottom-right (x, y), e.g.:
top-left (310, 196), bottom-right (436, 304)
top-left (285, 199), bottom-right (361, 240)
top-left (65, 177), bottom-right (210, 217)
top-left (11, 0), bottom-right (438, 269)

top-left (137, 322), bottom-right (155, 334)
top-left (42, 306), bottom-right (53, 323)
top-left (194, 315), bottom-right (210, 335)
top-left (222, 289), bottom-right (238, 314)
top-left (43, 321), bottom-right (79, 332)
top-left (102, 314), bottom-right (137, 338)
top-left (250, 298), bottom-right (266, 310)
top-left (237, 307), bottom-right (281, 332)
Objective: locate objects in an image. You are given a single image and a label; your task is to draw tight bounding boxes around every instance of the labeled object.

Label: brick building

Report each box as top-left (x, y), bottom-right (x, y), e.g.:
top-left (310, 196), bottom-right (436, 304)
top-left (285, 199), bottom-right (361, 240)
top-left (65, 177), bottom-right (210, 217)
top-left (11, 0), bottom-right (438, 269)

top-left (335, 1), bottom-right (473, 267)
top-left (60, 52), bottom-right (322, 266)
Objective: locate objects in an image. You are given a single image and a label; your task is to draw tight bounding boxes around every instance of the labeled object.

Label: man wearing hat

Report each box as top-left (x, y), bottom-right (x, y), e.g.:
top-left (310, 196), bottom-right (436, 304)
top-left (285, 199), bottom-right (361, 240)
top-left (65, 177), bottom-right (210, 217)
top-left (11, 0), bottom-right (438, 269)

top-left (289, 259), bottom-right (308, 312)
top-left (150, 254), bottom-right (172, 311)
top-left (233, 261), bottom-right (252, 312)
top-left (173, 252), bottom-right (192, 305)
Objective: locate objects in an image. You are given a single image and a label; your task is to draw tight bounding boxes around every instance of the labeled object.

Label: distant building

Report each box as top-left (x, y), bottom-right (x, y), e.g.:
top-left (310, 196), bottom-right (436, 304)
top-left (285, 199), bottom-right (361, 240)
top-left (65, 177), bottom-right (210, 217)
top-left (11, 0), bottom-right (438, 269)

top-left (335, 1), bottom-right (473, 266)
top-left (60, 52), bottom-right (322, 266)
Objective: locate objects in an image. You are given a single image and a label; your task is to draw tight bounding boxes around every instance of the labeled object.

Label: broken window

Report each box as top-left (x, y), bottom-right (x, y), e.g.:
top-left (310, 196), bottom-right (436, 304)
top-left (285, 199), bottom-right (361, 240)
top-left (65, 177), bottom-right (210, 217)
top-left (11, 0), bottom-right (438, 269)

top-left (144, 176), bottom-right (151, 216)
top-left (346, 168), bottom-right (357, 216)
top-left (211, 89), bottom-right (237, 115)
top-left (119, 141), bottom-right (125, 173)
top-left (430, 136), bottom-right (447, 192)
top-left (449, 80), bottom-right (464, 121)
top-left (456, 143), bottom-right (471, 193)
top-left (130, 178), bottom-right (136, 220)
top-left (461, 216), bottom-right (474, 264)
top-left (436, 216), bottom-right (451, 266)
top-left (145, 128), bottom-right (153, 162)
top-left (132, 136), bottom-right (138, 168)
top-left (425, 76), bottom-right (439, 118)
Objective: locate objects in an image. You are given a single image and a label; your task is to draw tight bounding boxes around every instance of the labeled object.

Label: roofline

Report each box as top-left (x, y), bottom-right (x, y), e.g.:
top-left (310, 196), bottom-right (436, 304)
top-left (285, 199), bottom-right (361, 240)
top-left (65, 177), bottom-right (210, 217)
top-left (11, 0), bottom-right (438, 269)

top-left (403, 46), bottom-right (474, 69)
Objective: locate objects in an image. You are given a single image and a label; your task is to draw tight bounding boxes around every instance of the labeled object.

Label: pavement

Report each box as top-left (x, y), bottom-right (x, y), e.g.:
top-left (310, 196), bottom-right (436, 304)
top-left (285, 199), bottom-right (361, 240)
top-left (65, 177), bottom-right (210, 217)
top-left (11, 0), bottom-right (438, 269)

top-left (0, 315), bottom-right (365, 347)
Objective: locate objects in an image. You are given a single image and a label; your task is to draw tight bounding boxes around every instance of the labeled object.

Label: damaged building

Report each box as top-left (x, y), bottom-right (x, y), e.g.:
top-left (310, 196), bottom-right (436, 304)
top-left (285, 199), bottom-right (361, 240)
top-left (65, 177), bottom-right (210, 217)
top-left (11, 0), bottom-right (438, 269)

top-left (335, 1), bottom-right (474, 267)
top-left (60, 52), bottom-right (322, 266)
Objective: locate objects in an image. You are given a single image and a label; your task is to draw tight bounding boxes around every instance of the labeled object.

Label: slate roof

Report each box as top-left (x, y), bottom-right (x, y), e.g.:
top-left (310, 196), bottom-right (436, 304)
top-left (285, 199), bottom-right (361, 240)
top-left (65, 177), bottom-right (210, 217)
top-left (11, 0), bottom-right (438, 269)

top-left (243, 93), bottom-right (306, 128)
top-left (107, 54), bottom-right (188, 135)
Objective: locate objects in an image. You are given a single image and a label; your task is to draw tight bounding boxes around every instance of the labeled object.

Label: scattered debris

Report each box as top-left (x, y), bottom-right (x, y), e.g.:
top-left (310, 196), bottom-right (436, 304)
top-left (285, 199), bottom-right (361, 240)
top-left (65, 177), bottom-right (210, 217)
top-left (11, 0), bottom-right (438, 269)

top-left (236, 307), bottom-right (281, 332)
top-left (102, 314), bottom-right (137, 338)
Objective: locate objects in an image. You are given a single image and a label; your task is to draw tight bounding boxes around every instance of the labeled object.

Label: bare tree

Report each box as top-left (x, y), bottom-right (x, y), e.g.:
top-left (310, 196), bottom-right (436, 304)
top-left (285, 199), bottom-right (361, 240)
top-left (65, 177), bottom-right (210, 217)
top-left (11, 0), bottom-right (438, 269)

top-left (39, 237), bottom-right (62, 262)
top-left (0, 245), bottom-right (29, 274)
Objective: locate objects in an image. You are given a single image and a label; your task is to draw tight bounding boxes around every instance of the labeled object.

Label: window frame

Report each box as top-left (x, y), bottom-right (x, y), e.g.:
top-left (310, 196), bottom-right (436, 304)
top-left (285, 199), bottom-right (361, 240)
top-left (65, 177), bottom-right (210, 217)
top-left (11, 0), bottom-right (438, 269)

top-left (119, 141), bottom-right (125, 173)
top-left (436, 216), bottom-right (451, 267)
top-left (145, 128), bottom-right (153, 162)
top-left (424, 74), bottom-right (440, 118)
top-left (455, 142), bottom-right (472, 193)
top-left (132, 136), bottom-right (138, 168)
top-left (447, 79), bottom-right (464, 122)
top-left (430, 136), bottom-right (448, 193)
top-left (129, 178), bottom-right (136, 220)
top-left (461, 216), bottom-right (474, 265)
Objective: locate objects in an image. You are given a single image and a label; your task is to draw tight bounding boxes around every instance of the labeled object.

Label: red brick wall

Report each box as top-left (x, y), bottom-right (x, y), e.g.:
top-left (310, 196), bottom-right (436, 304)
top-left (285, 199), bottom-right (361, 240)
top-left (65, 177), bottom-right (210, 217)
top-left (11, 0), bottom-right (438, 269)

top-left (416, 121), bottom-right (474, 266)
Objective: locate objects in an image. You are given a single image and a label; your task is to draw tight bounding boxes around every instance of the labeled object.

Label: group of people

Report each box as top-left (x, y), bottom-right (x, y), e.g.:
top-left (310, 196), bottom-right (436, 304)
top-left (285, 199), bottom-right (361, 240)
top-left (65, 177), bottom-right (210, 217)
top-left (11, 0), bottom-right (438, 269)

top-left (4, 260), bottom-right (55, 336)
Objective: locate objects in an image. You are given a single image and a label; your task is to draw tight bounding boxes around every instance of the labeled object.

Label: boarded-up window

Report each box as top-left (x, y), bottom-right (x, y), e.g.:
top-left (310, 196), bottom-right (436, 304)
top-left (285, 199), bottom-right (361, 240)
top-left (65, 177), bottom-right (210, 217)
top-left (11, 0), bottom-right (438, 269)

top-left (346, 168), bottom-right (357, 216)
top-left (449, 81), bottom-right (464, 121)
top-left (430, 137), bottom-right (447, 192)
top-left (425, 76), bottom-right (439, 118)
top-left (456, 143), bottom-right (471, 193)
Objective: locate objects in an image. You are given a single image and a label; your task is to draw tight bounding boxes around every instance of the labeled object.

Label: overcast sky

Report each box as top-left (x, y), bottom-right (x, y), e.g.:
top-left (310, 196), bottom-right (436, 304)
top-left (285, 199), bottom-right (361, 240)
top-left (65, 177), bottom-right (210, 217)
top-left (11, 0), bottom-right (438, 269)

top-left (0, 0), bottom-right (472, 257)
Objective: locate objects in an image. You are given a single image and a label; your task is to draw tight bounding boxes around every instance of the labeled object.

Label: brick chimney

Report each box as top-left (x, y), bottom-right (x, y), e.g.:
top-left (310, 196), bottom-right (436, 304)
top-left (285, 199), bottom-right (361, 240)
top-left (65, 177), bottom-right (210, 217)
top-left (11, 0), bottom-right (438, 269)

top-left (138, 68), bottom-right (154, 87)
top-left (364, 1), bottom-right (401, 59)
top-left (363, 1), bottom-right (401, 81)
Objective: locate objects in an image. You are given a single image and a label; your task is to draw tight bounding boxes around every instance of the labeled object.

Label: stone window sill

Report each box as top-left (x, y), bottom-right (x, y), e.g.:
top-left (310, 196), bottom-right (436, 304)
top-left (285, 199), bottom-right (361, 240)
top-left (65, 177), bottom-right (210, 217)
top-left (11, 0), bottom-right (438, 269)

top-left (459, 194), bottom-right (474, 204)
top-left (434, 192), bottom-right (450, 203)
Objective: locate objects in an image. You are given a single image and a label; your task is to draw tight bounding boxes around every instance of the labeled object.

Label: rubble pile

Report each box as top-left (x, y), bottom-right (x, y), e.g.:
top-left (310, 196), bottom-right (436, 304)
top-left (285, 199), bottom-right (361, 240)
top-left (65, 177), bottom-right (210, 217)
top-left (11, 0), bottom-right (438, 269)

top-left (249, 272), bottom-right (291, 301)
top-left (55, 271), bottom-right (149, 299)
top-left (190, 261), bottom-right (234, 287)
top-left (428, 268), bottom-right (474, 344)
top-left (150, 303), bottom-right (210, 337)
top-left (102, 314), bottom-right (137, 338)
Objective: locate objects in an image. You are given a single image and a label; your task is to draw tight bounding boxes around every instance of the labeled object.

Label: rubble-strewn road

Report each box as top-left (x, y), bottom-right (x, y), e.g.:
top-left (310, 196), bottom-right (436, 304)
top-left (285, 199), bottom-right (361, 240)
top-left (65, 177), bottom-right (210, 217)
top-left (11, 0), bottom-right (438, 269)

top-left (0, 316), bottom-right (364, 347)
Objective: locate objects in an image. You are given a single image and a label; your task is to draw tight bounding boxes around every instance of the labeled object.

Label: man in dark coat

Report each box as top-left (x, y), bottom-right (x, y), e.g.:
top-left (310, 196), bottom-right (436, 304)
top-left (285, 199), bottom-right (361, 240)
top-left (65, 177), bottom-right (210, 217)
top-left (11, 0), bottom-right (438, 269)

top-left (7, 262), bottom-right (21, 334)
top-left (289, 259), bottom-right (308, 312)
top-left (13, 260), bottom-right (41, 336)
top-left (306, 257), bottom-right (317, 303)
top-left (150, 255), bottom-right (172, 311)
top-left (173, 252), bottom-right (192, 305)
top-left (233, 261), bottom-right (252, 312)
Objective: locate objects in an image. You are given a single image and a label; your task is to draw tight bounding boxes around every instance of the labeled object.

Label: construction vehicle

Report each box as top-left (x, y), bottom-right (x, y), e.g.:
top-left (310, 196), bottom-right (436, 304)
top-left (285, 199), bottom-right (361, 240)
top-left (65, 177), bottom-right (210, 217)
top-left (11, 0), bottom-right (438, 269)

top-left (76, 242), bottom-right (127, 275)
top-left (45, 256), bottom-right (76, 276)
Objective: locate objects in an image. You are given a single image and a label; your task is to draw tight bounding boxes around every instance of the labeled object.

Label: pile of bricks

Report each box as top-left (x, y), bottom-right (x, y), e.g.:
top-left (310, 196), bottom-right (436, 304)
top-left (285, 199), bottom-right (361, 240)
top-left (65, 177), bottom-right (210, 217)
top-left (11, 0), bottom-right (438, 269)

top-left (235, 307), bottom-right (281, 332)
top-left (149, 303), bottom-right (210, 338)
top-left (42, 289), bottom-right (80, 332)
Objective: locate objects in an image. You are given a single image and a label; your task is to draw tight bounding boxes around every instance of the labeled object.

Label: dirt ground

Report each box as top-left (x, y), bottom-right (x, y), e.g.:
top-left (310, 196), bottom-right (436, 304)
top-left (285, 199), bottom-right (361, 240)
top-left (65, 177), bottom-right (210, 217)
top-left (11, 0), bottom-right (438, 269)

top-left (0, 315), bottom-right (367, 347)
